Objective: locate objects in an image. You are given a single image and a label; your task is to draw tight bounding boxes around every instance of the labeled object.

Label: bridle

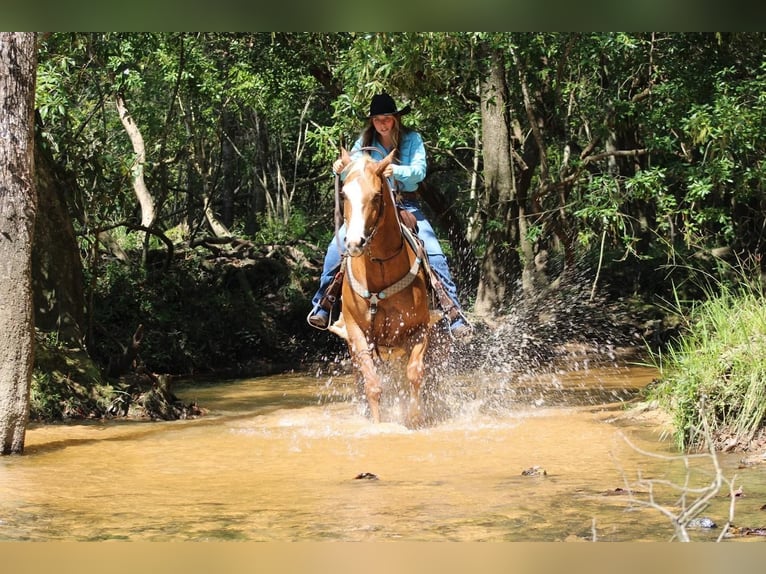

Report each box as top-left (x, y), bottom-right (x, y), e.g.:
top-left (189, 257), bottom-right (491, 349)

top-left (336, 149), bottom-right (423, 318)
top-left (336, 147), bottom-right (405, 261)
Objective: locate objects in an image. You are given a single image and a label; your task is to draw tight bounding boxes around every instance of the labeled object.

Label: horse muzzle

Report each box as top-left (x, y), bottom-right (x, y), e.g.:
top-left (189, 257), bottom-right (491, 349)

top-left (345, 235), bottom-right (367, 257)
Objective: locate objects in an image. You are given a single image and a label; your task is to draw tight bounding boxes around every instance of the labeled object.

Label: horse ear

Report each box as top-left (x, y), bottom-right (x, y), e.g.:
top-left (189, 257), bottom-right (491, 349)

top-left (376, 149), bottom-right (396, 175)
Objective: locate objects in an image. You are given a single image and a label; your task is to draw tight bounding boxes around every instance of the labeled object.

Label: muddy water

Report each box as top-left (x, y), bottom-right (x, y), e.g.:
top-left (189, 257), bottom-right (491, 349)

top-left (2, 365), bottom-right (766, 542)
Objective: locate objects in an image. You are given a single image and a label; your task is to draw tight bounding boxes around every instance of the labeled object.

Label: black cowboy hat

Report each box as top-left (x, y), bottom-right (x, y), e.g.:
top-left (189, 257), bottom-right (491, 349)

top-left (366, 92), bottom-right (411, 118)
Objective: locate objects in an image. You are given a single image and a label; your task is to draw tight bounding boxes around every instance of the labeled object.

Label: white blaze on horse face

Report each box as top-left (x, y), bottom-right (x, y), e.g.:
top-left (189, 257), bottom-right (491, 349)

top-left (344, 178), bottom-right (367, 256)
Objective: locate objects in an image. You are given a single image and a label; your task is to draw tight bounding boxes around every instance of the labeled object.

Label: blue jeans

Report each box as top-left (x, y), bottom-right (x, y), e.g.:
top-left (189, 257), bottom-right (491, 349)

top-left (311, 197), bottom-right (463, 318)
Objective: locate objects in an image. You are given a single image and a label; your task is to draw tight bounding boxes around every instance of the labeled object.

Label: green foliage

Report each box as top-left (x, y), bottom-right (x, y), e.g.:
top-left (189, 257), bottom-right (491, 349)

top-left (673, 63), bottom-right (766, 246)
top-left (31, 335), bottom-right (114, 421)
top-left (252, 210), bottom-right (309, 245)
top-left (31, 33), bottom-right (766, 407)
top-left (89, 245), bottom-right (312, 375)
top-left (30, 371), bottom-right (68, 420)
top-left (648, 273), bottom-right (766, 451)
top-left (36, 33), bottom-right (766, 270)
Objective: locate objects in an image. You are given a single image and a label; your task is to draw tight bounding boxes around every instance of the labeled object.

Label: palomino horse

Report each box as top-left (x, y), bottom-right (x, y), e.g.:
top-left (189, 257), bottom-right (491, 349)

top-left (330, 148), bottom-right (433, 426)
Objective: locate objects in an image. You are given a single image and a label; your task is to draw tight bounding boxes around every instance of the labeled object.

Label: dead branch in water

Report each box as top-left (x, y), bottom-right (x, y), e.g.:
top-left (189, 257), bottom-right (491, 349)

top-left (615, 403), bottom-right (738, 542)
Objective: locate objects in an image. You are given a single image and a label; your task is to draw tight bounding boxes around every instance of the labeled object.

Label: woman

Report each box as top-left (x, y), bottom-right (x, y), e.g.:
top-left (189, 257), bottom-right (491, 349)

top-left (308, 92), bottom-right (471, 339)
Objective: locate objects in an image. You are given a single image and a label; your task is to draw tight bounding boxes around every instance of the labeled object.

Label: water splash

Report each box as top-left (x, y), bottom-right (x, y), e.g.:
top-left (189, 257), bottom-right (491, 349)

top-left (311, 274), bottom-right (647, 427)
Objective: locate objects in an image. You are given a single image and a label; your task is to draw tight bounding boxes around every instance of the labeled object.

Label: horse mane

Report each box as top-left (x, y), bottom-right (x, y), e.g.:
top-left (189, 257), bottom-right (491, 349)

top-left (341, 148), bottom-right (394, 182)
top-left (346, 153), bottom-right (380, 180)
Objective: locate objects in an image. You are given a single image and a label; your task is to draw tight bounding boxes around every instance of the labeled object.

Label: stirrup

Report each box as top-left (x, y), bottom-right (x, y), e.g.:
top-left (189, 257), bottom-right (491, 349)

top-left (306, 307), bottom-right (331, 331)
top-left (449, 317), bottom-right (474, 341)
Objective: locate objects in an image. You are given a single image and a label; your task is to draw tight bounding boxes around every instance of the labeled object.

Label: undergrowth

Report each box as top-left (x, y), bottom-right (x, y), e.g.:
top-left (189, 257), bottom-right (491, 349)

top-left (648, 275), bottom-right (766, 452)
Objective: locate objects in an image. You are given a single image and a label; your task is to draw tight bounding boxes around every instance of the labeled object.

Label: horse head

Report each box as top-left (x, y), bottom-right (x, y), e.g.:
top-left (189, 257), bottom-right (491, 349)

top-left (340, 148), bottom-right (396, 257)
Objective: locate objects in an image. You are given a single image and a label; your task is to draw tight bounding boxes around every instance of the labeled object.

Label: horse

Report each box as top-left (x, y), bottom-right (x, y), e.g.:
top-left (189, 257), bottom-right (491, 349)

top-left (328, 148), bottom-right (435, 427)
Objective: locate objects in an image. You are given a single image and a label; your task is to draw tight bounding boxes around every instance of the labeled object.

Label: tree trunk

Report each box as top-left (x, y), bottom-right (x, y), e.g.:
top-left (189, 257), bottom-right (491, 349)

top-left (0, 32), bottom-right (37, 455)
top-left (474, 46), bottom-right (520, 317)
top-left (221, 109), bottom-right (237, 229)
top-left (510, 46), bottom-right (550, 294)
top-left (115, 91), bottom-right (155, 228)
top-left (203, 192), bottom-right (232, 238)
top-left (32, 134), bottom-right (86, 344)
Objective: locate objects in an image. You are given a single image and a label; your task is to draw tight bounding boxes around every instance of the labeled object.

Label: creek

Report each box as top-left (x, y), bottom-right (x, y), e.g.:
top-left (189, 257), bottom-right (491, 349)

top-left (2, 363), bottom-right (765, 541)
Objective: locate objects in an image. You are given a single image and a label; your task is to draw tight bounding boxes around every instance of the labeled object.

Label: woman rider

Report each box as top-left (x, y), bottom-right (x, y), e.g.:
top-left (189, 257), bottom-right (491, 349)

top-left (307, 92), bottom-right (471, 339)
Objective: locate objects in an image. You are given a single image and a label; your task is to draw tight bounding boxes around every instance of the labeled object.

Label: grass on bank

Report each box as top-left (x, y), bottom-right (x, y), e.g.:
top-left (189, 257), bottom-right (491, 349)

top-left (648, 280), bottom-right (766, 452)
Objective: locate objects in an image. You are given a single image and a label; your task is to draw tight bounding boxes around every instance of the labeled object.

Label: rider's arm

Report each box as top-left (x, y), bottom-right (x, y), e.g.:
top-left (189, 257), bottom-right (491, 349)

top-left (392, 131), bottom-right (427, 192)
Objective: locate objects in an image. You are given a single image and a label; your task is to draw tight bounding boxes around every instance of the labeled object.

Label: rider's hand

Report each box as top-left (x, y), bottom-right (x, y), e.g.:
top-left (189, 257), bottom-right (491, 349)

top-left (333, 159), bottom-right (345, 174)
top-left (382, 165), bottom-right (394, 178)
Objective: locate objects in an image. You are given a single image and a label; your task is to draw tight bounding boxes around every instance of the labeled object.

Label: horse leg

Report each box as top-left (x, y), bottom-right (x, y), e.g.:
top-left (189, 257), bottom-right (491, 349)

top-left (404, 332), bottom-right (429, 428)
top-left (344, 316), bottom-right (385, 422)
top-left (358, 354), bottom-right (382, 422)
top-left (365, 367), bottom-right (383, 423)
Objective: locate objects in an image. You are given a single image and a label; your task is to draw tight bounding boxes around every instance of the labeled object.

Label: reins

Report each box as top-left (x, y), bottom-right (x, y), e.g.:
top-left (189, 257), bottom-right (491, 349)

top-left (335, 146), bottom-right (404, 261)
top-left (340, 152), bottom-right (424, 318)
top-left (318, 148), bottom-right (468, 338)
top-left (333, 172), bottom-right (343, 256)
top-left (333, 147), bottom-right (379, 256)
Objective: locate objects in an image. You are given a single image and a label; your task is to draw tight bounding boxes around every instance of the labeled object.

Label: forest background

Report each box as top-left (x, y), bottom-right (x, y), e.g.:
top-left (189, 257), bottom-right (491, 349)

top-left (8, 32), bottom-right (766, 452)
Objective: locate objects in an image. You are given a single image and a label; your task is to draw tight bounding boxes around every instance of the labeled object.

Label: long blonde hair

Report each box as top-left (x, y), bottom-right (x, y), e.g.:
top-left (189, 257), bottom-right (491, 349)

top-left (361, 115), bottom-right (411, 164)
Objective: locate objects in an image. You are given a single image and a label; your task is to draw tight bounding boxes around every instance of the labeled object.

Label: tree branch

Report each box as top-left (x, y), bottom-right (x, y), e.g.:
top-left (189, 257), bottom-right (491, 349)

top-left (115, 91), bottom-right (155, 228)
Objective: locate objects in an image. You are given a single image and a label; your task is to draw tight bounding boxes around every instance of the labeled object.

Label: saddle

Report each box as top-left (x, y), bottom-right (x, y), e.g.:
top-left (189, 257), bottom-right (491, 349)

top-left (317, 206), bottom-right (462, 325)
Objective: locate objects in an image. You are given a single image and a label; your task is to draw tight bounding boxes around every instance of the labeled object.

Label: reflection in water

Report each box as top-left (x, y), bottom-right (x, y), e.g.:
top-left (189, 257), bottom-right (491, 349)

top-left (2, 366), bottom-right (765, 541)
